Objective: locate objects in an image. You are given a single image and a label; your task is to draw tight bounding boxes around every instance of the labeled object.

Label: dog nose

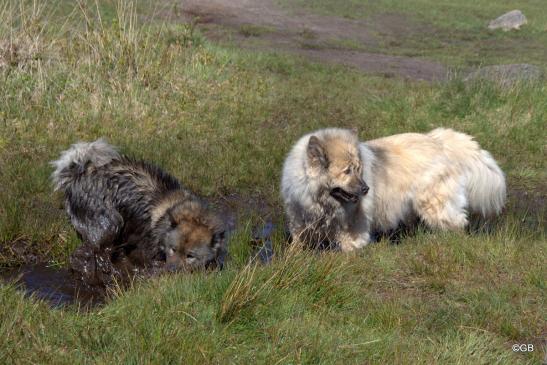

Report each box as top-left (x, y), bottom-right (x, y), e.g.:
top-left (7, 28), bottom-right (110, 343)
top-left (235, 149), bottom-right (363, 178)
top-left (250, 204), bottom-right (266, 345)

top-left (361, 183), bottom-right (369, 195)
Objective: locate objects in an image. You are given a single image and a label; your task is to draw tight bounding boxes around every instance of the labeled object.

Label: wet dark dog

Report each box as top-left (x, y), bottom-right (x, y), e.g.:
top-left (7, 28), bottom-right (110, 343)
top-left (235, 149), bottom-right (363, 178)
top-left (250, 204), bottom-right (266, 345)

top-left (51, 139), bottom-right (227, 280)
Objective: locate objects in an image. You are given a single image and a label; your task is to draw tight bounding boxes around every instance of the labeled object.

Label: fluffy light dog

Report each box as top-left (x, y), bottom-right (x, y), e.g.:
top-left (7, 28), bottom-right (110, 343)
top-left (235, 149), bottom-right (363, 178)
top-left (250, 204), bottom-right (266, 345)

top-left (281, 128), bottom-right (506, 251)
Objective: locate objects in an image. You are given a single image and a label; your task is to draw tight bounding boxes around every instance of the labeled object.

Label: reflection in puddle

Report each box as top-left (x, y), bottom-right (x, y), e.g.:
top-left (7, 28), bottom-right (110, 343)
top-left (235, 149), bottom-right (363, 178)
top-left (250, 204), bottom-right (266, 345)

top-left (1, 264), bottom-right (104, 309)
top-left (0, 219), bottom-right (276, 310)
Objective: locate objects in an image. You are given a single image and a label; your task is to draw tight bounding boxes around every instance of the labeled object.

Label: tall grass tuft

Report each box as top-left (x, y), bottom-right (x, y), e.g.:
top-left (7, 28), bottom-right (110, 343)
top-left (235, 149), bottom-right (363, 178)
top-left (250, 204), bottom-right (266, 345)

top-left (0, 0), bottom-right (57, 71)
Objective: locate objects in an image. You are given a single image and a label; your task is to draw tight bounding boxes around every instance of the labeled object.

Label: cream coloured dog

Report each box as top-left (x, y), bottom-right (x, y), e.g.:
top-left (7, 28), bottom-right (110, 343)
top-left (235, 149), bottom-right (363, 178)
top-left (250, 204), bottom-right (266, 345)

top-left (281, 128), bottom-right (506, 251)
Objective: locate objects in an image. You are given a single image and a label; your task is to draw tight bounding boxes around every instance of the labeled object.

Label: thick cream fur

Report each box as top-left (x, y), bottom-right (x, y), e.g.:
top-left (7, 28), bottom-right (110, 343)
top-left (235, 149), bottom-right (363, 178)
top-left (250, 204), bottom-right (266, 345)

top-left (281, 128), bottom-right (506, 251)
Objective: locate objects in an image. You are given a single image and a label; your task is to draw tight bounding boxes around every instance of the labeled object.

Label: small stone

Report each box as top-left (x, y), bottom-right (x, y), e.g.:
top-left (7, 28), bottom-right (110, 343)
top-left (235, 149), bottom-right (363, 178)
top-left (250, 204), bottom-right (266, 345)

top-left (488, 10), bottom-right (527, 31)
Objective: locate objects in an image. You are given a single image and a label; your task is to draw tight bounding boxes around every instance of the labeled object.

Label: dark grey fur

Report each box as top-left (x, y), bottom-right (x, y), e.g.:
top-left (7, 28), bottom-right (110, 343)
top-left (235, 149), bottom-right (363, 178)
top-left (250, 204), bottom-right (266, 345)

top-left (51, 139), bottom-right (225, 268)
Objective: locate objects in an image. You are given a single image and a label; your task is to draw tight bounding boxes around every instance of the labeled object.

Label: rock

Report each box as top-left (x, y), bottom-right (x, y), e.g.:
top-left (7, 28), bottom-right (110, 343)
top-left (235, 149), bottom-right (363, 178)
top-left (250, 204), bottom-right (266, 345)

top-left (465, 64), bottom-right (543, 87)
top-left (488, 10), bottom-right (527, 31)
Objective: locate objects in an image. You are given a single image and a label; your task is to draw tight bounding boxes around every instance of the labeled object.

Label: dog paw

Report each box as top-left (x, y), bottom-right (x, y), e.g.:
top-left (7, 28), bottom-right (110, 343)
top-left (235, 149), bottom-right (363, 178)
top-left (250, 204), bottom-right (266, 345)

top-left (338, 233), bottom-right (370, 252)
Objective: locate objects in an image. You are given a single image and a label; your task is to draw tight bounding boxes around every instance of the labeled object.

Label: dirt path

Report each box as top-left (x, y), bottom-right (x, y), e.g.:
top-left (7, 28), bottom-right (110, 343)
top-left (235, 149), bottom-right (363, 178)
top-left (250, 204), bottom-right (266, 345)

top-left (178, 0), bottom-right (447, 81)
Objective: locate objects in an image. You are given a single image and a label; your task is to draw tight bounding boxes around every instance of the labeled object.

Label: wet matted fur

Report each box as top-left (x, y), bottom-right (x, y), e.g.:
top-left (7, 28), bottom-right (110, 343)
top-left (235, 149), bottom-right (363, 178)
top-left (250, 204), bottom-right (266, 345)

top-left (51, 139), bottom-right (227, 271)
top-left (281, 128), bottom-right (506, 251)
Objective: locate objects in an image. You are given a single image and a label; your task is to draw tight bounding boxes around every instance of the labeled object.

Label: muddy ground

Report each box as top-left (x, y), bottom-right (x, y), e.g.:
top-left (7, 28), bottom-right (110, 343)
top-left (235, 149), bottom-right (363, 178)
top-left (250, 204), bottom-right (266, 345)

top-left (0, 195), bottom-right (276, 308)
top-left (173, 0), bottom-right (447, 81)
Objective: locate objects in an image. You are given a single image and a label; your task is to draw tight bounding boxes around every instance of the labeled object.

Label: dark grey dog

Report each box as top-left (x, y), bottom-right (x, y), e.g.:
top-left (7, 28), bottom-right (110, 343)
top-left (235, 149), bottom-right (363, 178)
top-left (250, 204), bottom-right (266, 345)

top-left (51, 139), bottom-right (226, 273)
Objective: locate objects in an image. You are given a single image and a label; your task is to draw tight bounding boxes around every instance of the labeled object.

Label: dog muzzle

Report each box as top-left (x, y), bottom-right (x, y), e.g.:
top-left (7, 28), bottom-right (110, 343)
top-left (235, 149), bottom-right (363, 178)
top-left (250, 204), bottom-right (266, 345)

top-left (330, 187), bottom-right (360, 203)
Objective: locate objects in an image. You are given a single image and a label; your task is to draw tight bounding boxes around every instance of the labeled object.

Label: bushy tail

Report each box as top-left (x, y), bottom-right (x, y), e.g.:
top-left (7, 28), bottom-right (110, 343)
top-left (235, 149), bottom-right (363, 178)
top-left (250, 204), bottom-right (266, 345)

top-left (428, 128), bottom-right (506, 217)
top-left (50, 138), bottom-right (120, 191)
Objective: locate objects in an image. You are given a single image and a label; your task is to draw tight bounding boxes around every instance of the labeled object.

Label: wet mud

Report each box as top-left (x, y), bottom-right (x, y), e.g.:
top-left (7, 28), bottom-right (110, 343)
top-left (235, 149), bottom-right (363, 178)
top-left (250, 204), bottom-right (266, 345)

top-left (1, 264), bottom-right (104, 309)
top-left (68, 243), bottom-right (165, 288)
top-left (0, 243), bottom-right (170, 309)
top-left (1, 196), bottom-right (276, 309)
top-left (507, 187), bottom-right (546, 231)
top-left (251, 221), bottom-right (276, 264)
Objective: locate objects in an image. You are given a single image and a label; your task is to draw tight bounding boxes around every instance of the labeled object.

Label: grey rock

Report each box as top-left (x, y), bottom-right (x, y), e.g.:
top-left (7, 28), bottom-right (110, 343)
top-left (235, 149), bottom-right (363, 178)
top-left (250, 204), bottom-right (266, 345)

top-left (488, 10), bottom-right (527, 31)
top-left (465, 64), bottom-right (543, 87)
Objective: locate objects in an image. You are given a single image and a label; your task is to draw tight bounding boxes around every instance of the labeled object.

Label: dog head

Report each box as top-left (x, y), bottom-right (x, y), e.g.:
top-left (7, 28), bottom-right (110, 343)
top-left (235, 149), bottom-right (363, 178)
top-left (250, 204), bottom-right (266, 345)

top-left (306, 130), bottom-right (369, 204)
top-left (157, 200), bottom-right (227, 272)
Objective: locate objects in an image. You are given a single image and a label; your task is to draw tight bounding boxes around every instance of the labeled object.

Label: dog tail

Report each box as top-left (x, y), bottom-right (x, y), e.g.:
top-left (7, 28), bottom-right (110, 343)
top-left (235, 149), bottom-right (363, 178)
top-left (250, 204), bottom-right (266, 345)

top-left (428, 128), bottom-right (506, 217)
top-left (51, 138), bottom-right (120, 191)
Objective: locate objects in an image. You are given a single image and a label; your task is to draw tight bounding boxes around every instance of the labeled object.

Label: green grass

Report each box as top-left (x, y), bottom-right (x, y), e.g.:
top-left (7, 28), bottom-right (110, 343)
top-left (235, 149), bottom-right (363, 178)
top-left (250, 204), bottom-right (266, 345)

top-left (1, 229), bottom-right (545, 363)
top-left (280, 0), bottom-right (547, 68)
top-left (279, 0), bottom-right (547, 29)
top-left (0, 0), bottom-right (545, 363)
top-left (238, 24), bottom-right (274, 38)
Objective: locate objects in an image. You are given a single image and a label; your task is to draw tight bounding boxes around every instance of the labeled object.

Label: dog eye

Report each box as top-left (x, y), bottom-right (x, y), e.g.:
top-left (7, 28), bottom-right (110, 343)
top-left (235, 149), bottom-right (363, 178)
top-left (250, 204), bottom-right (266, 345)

top-left (186, 253), bottom-right (195, 259)
top-left (344, 167), bottom-right (351, 174)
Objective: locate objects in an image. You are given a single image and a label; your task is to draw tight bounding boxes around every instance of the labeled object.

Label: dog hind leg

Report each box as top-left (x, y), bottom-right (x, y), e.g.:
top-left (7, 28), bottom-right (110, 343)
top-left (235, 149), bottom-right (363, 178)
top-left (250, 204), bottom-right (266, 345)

top-left (67, 204), bottom-right (124, 248)
top-left (414, 175), bottom-right (468, 231)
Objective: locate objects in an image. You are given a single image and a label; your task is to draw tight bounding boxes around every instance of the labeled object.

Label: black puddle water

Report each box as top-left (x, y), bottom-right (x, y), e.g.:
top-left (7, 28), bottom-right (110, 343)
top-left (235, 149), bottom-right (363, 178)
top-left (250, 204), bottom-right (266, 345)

top-left (1, 264), bottom-right (105, 309)
top-left (1, 219), bottom-right (277, 310)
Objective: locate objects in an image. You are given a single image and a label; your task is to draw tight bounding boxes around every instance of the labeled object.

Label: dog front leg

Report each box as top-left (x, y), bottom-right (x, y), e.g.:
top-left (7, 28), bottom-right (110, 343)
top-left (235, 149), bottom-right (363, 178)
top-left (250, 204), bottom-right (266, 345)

top-left (337, 230), bottom-right (370, 252)
top-left (337, 212), bottom-right (371, 252)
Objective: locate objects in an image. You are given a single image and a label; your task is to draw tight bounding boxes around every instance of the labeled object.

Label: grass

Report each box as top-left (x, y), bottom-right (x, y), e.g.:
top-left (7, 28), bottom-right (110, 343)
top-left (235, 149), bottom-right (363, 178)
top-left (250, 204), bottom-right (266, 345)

top-left (280, 0), bottom-right (547, 30)
top-left (0, 0), bottom-right (545, 363)
top-left (280, 0), bottom-right (547, 68)
top-left (1, 229), bottom-right (545, 363)
top-left (238, 24), bottom-right (274, 38)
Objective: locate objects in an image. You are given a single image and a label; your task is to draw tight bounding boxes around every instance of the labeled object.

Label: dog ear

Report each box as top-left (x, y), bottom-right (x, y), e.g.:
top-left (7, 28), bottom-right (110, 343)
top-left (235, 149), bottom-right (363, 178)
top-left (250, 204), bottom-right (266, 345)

top-left (307, 136), bottom-right (329, 168)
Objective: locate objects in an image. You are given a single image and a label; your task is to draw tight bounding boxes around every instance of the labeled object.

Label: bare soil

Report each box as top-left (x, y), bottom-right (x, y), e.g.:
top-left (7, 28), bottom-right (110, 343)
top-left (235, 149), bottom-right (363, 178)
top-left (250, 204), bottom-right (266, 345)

top-left (176, 0), bottom-right (447, 81)
top-left (507, 186), bottom-right (547, 231)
